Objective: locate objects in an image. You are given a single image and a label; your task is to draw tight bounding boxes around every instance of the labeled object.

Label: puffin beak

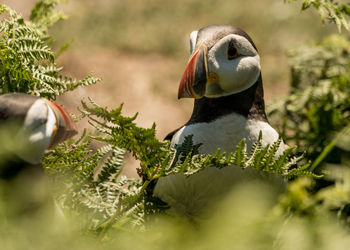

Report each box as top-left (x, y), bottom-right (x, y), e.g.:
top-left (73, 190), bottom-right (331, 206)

top-left (47, 101), bottom-right (78, 148)
top-left (178, 45), bottom-right (208, 99)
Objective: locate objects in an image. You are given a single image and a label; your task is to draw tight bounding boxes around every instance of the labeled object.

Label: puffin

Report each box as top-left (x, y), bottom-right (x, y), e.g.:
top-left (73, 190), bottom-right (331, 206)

top-left (0, 93), bottom-right (77, 179)
top-left (153, 25), bottom-right (285, 218)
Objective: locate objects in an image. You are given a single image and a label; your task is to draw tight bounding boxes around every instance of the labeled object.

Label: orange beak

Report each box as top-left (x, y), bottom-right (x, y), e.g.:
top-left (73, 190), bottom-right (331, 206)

top-left (178, 45), bottom-right (208, 99)
top-left (47, 101), bottom-right (78, 148)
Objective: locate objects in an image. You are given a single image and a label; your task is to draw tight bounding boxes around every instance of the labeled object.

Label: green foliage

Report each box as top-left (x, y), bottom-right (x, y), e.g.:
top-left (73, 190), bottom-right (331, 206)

top-left (268, 34), bottom-right (350, 169)
top-left (43, 130), bottom-right (144, 233)
top-left (287, 0), bottom-right (350, 31)
top-left (3, 173), bottom-right (350, 250)
top-left (30, 0), bottom-right (67, 34)
top-left (279, 162), bottom-right (350, 223)
top-left (168, 134), bottom-right (202, 171)
top-left (79, 98), bottom-right (169, 181)
top-left (317, 166), bottom-right (350, 218)
top-left (169, 133), bottom-right (318, 179)
top-left (0, 3), bottom-right (100, 99)
top-left (266, 28), bottom-right (350, 232)
top-left (41, 98), bottom-right (316, 239)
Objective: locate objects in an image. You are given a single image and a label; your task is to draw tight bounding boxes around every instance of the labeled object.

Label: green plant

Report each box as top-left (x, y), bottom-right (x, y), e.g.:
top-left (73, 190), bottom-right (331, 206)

top-left (42, 98), bottom-right (316, 238)
top-left (0, 1), bottom-right (100, 99)
top-left (287, 0), bottom-right (350, 31)
top-left (268, 35), bottom-right (350, 171)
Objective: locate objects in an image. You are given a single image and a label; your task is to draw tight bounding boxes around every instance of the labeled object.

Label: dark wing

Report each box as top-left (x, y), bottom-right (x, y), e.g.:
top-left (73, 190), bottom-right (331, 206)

top-left (0, 93), bottom-right (39, 121)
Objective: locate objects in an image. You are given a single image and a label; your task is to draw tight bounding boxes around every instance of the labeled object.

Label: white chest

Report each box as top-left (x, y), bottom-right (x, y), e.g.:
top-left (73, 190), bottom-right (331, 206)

top-left (171, 113), bottom-right (283, 154)
top-left (154, 113), bottom-right (285, 218)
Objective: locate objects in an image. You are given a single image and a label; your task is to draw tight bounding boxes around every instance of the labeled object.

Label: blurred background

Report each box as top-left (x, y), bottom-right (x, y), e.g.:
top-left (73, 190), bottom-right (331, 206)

top-left (2, 0), bottom-right (337, 176)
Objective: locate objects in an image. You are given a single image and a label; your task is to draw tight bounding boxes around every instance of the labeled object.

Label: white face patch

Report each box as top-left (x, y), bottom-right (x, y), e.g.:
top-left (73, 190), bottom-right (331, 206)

top-left (189, 30), bottom-right (198, 55)
top-left (206, 34), bottom-right (261, 97)
top-left (16, 99), bottom-right (57, 164)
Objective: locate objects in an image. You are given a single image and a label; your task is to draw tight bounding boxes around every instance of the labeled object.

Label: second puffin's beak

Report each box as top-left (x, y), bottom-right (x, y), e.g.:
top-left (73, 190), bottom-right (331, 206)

top-left (178, 45), bottom-right (208, 99)
top-left (47, 101), bottom-right (78, 148)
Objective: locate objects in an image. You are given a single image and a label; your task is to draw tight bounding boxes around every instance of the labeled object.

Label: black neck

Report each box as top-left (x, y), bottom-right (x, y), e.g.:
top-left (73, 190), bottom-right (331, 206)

top-left (187, 74), bottom-right (268, 125)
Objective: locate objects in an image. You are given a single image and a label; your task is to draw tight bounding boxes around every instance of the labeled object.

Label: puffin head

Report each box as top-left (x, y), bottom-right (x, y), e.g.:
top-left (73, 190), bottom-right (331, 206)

top-left (0, 93), bottom-right (77, 164)
top-left (19, 98), bottom-right (77, 164)
top-left (178, 25), bottom-right (261, 99)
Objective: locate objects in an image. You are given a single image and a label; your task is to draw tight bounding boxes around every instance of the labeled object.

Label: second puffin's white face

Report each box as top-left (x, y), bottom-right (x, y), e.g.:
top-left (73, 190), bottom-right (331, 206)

top-left (190, 33), bottom-right (261, 98)
top-left (16, 99), bottom-right (57, 164)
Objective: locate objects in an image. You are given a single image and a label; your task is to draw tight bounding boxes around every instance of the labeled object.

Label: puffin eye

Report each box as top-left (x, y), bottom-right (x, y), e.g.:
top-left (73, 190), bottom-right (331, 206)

top-left (227, 42), bottom-right (238, 60)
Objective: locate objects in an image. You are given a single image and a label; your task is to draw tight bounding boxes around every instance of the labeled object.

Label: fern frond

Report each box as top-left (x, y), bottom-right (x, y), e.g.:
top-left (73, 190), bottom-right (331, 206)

top-left (98, 146), bottom-right (126, 183)
top-left (167, 135), bottom-right (318, 179)
top-left (8, 34), bottom-right (42, 46)
top-left (0, 3), bottom-right (100, 99)
top-left (0, 4), bottom-right (9, 15)
top-left (80, 98), bottom-right (167, 178)
top-left (17, 43), bottom-right (54, 62)
top-left (231, 139), bottom-right (247, 166)
top-left (30, 0), bottom-right (67, 33)
top-left (168, 135), bottom-right (202, 171)
top-left (38, 64), bottom-right (63, 74)
top-left (58, 74), bottom-right (101, 93)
